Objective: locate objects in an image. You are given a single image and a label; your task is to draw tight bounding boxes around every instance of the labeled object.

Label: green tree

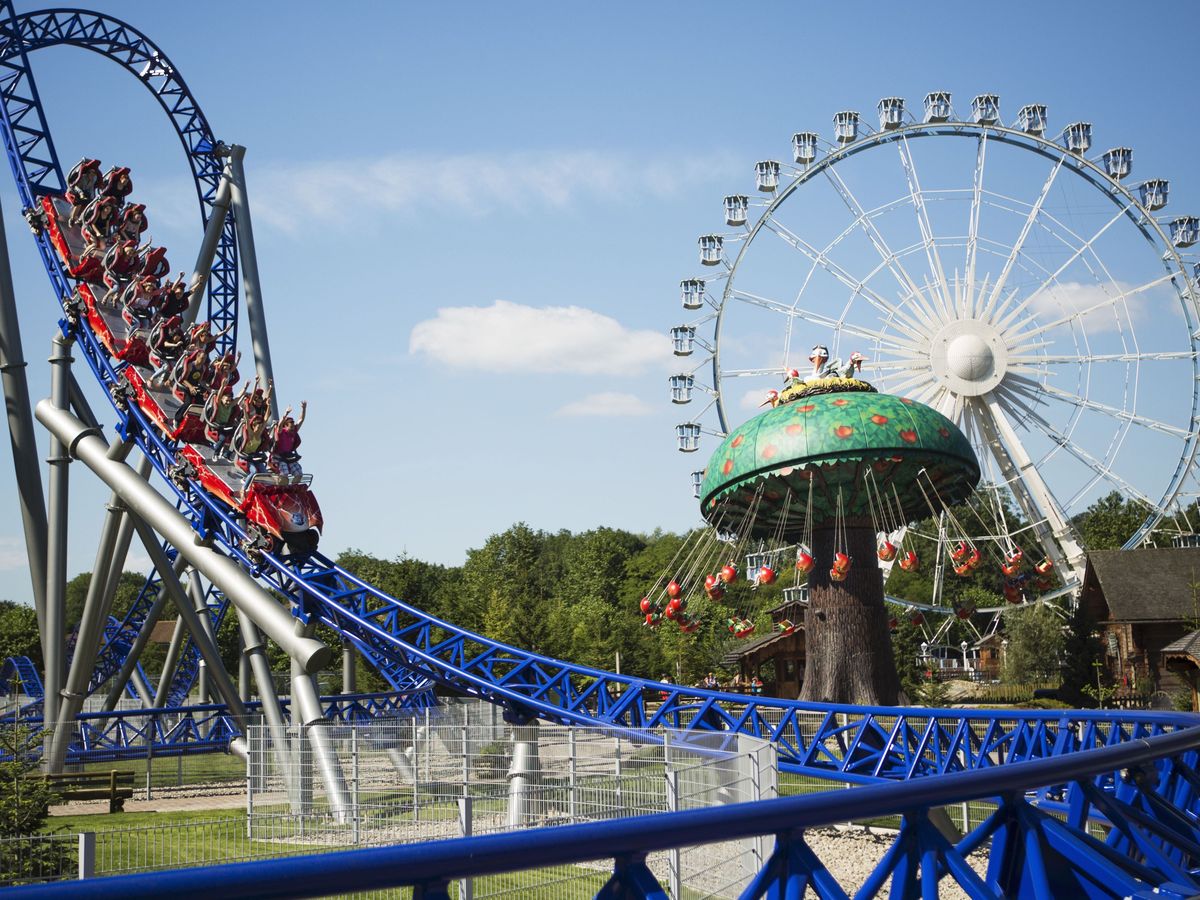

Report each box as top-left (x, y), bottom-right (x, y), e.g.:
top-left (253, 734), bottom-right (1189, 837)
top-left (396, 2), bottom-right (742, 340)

top-left (0, 726), bottom-right (70, 883)
top-left (890, 617), bottom-right (925, 701)
top-left (1059, 603), bottom-right (1105, 707)
top-left (1073, 491), bottom-right (1150, 550)
top-left (1001, 602), bottom-right (1066, 683)
top-left (0, 602), bottom-right (40, 669)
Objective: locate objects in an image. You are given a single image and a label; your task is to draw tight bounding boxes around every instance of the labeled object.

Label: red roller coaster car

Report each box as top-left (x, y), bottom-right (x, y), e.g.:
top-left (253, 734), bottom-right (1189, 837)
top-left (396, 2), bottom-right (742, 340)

top-left (41, 188), bottom-right (322, 554)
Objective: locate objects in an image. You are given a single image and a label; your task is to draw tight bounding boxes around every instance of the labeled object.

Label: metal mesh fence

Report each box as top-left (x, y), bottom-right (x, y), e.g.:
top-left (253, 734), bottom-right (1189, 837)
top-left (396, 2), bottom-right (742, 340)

top-left (243, 700), bottom-right (779, 898)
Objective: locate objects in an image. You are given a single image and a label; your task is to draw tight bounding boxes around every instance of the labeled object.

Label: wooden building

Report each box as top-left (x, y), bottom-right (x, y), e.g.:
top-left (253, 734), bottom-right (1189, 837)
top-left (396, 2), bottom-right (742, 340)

top-left (1079, 548), bottom-right (1200, 699)
top-left (722, 592), bottom-right (806, 697)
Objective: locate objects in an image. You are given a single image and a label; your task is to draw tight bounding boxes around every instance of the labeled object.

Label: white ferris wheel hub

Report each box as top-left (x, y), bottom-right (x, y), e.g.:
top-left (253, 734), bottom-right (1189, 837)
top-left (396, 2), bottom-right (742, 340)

top-left (929, 319), bottom-right (1007, 397)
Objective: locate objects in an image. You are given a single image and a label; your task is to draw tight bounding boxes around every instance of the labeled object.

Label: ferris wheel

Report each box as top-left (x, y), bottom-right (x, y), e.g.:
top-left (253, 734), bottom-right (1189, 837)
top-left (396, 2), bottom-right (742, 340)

top-left (671, 92), bottom-right (1200, 594)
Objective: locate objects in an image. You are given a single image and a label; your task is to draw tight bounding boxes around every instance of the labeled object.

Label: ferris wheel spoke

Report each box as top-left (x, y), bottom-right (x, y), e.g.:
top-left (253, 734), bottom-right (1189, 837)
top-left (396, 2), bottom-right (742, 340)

top-left (980, 157), bottom-right (1064, 320)
top-left (721, 367), bottom-right (789, 378)
top-left (1037, 383), bottom-right (1194, 438)
top-left (993, 203), bottom-right (1136, 332)
top-left (728, 288), bottom-right (917, 351)
top-left (897, 136), bottom-right (954, 316)
top-left (761, 218), bottom-right (912, 326)
top-left (965, 133), bottom-right (988, 316)
top-left (1012, 272), bottom-right (1174, 342)
top-left (1039, 419), bottom-right (1156, 511)
top-left (885, 369), bottom-right (938, 398)
top-left (1009, 350), bottom-right (1197, 365)
top-left (821, 165), bottom-right (935, 322)
top-left (992, 382), bottom-right (1055, 434)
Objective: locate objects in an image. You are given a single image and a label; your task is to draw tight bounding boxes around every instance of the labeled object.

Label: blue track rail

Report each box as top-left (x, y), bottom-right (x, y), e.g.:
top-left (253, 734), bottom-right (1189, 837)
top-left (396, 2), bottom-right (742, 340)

top-left (11, 719), bottom-right (1200, 898)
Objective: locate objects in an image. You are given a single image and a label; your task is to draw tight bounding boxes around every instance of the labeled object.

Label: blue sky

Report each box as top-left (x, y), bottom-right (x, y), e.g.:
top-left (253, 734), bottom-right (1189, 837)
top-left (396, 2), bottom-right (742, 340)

top-left (0, 0), bottom-right (1197, 604)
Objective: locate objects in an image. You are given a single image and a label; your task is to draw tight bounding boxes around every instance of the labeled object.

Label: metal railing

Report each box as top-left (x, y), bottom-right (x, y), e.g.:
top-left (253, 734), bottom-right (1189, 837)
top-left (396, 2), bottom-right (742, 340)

top-left (7, 722), bottom-right (1198, 898)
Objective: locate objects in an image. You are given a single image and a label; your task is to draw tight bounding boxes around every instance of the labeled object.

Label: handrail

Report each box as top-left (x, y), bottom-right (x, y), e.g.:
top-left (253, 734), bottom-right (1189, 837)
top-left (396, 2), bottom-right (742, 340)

top-left (11, 721), bottom-right (1200, 899)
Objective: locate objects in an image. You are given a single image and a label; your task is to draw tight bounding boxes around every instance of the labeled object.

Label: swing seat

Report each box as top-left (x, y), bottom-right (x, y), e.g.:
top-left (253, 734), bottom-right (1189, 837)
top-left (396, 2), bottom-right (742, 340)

top-left (877, 541), bottom-right (897, 562)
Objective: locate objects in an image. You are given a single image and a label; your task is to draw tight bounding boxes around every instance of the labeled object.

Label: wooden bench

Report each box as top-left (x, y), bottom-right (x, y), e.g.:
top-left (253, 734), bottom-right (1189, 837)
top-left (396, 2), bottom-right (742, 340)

top-left (44, 770), bottom-right (136, 813)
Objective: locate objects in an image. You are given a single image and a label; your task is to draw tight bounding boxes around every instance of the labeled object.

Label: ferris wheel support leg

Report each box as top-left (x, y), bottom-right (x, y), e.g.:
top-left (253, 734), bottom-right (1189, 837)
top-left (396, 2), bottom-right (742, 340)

top-left (975, 396), bottom-right (1086, 587)
top-left (35, 399), bottom-right (331, 672)
top-left (184, 166), bottom-right (233, 328)
top-left (226, 145), bottom-right (278, 420)
top-left (0, 197), bottom-right (48, 634)
top-left (45, 438), bottom-right (133, 773)
top-left (291, 619), bottom-right (351, 822)
top-left (42, 333), bottom-right (74, 735)
top-left (235, 609), bottom-right (296, 799)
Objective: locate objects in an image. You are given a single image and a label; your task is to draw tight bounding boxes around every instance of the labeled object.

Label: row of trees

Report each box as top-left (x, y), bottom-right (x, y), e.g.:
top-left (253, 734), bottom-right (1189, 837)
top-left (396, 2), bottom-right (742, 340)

top-left (0, 485), bottom-right (1147, 698)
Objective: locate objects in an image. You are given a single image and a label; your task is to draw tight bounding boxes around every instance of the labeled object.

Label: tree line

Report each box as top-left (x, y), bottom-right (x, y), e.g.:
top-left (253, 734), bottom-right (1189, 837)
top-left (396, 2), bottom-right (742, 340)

top-left (0, 488), bottom-right (1149, 697)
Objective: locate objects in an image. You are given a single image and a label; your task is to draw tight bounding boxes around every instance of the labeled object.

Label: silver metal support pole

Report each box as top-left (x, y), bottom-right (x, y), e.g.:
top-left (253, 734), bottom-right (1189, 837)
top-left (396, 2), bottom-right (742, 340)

top-left (123, 512), bottom-right (247, 727)
top-left (46, 440), bottom-right (132, 771)
top-left (0, 193), bottom-right (47, 629)
top-left (505, 722), bottom-right (540, 828)
top-left (291, 620), bottom-right (350, 822)
top-left (129, 669), bottom-right (155, 708)
top-left (235, 610), bottom-right (293, 799)
top-left (102, 557), bottom-right (185, 712)
top-left (238, 636), bottom-right (251, 702)
top-left (154, 618), bottom-right (186, 707)
top-left (187, 571), bottom-right (215, 705)
top-left (97, 461), bottom-right (145, 608)
top-left (35, 401), bottom-right (331, 671)
top-left (43, 334), bottom-right (74, 732)
top-left (226, 145), bottom-right (278, 418)
top-left (342, 643), bottom-right (356, 695)
top-left (186, 171), bottom-right (234, 328)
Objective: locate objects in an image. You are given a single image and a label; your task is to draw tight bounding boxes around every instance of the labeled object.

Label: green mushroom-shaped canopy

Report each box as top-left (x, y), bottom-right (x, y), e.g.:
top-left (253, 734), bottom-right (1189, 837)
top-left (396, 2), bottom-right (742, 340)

top-left (700, 390), bottom-right (980, 539)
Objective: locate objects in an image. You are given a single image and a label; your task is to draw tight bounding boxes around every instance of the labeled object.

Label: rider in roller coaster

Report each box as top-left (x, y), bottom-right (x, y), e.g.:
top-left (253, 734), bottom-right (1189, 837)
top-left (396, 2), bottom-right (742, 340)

top-left (65, 158), bottom-right (101, 227)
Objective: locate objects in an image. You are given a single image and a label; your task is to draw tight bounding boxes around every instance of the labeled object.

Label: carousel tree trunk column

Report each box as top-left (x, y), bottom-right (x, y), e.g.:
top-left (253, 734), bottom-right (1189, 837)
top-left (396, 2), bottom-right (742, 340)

top-left (799, 525), bottom-right (899, 706)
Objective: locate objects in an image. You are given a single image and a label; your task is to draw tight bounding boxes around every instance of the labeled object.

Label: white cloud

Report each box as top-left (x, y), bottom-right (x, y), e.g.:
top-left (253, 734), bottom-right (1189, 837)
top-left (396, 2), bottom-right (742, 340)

top-left (0, 537), bottom-right (26, 571)
top-left (410, 300), bottom-right (671, 375)
top-left (1026, 281), bottom-right (1155, 333)
top-left (739, 387), bottom-right (776, 410)
top-left (248, 150), bottom-right (736, 233)
top-left (556, 392), bottom-right (654, 417)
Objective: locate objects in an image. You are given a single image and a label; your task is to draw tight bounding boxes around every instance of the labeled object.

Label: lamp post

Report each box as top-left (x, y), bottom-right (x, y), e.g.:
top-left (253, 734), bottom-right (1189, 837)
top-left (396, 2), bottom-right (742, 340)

top-left (960, 640), bottom-right (970, 675)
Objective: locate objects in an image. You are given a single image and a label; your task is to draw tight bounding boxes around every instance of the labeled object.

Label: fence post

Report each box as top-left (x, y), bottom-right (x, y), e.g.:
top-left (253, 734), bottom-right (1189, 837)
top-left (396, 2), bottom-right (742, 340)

top-left (462, 722), bottom-right (469, 797)
top-left (568, 725), bottom-right (577, 824)
top-left (77, 832), bottom-right (94, 879)
top-left (246, 737), bottom-right (254, 839)
top-left (614, 736), bottom-right (623, 811)
top-left (144, 725), bottom-right (154, 801)
top-left (750, 751), bottom-right (764, 873)
top-left (351, 727), bottom-right (360, 845)
top-left (458, 797), bottom-right (474, 900)
top-left (412, 716), bottom-right (420, 824)
top-left (666, 770), bottom-right (681, 898)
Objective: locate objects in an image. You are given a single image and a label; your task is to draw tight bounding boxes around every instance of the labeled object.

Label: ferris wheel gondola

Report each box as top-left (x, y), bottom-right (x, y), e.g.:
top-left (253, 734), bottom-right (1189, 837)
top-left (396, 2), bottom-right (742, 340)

top-left (672, 91), bottom-right (1200, 609)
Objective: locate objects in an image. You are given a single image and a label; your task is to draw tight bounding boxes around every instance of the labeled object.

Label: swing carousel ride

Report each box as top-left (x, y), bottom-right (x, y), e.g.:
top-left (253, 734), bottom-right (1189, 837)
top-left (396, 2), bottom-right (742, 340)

top-left (654, 93), bottom-right (1200, 649)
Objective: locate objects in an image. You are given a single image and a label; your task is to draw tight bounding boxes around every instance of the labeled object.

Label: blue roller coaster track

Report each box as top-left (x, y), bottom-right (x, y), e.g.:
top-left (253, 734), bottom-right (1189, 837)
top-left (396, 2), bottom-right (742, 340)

top-left (0, 4), bottom-right (1198, 896)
